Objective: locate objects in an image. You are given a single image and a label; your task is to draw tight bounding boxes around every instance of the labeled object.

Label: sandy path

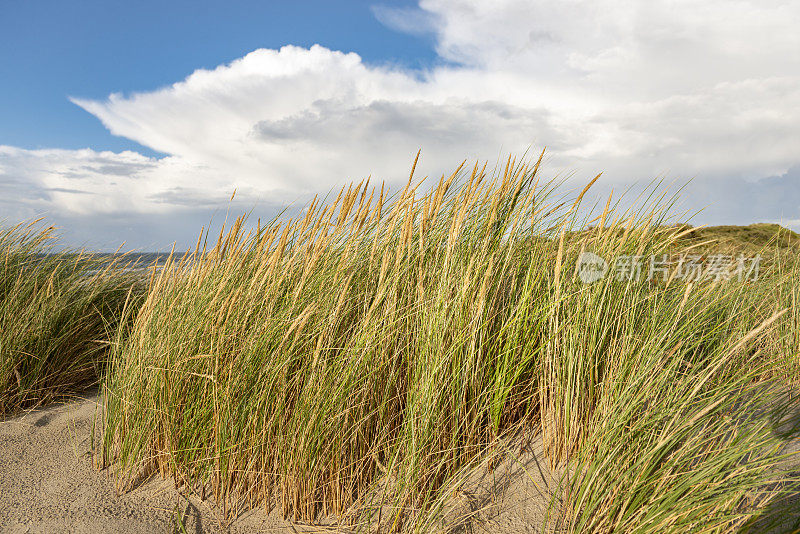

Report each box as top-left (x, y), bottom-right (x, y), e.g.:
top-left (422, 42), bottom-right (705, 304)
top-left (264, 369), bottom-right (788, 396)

top-left (0, 395), bottom-right (307, 534)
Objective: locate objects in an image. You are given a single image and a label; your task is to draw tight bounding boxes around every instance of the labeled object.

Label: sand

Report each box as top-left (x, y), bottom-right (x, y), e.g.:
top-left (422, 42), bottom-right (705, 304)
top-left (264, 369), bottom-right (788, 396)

top-left (0, 395), bottom-right (556, 533)
top-left (0, 395), bottom-right (312, 533)
top-left (2, 392), bottom-right (798, 533)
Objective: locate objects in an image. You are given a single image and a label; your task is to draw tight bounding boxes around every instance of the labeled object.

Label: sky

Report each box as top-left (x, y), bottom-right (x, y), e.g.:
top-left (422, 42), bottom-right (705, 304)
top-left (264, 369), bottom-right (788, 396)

top-left (1, 0), bottom-right (799, 251)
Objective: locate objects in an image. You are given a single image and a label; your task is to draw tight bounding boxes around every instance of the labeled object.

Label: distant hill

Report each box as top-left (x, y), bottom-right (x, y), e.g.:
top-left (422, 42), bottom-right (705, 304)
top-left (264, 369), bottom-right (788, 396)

top-left (674, 223), bottom-right (800, 255)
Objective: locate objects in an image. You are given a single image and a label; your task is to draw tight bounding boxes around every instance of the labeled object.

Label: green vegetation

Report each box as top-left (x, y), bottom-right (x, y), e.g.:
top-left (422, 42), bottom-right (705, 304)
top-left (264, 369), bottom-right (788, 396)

top-left (90, 153), bottom-right (800, 532)
top-left (671, 223), bottom-right (800, 261)
top-left (684, 222), bottom-right (800, 249)
top-left (0, 221), bottom-right (140, 413)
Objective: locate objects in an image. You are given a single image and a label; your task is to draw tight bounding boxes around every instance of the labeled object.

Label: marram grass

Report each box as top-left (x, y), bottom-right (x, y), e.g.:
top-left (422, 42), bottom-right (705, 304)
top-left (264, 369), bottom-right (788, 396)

top-left (101, 153), bottom-right (800, 532)
top-left (0, 220), bottom-right (140, 414)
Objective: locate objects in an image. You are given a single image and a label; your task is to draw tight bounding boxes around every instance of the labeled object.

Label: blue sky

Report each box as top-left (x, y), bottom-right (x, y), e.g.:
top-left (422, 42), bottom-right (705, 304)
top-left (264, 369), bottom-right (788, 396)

top-left (0, 0), bottom-right (436, 155)
top-left (1, 1), bottom-right (799, 250)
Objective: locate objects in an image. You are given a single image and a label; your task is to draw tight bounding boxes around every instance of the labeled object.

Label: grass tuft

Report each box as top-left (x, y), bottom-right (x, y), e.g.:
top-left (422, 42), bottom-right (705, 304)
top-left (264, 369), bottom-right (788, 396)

top-left (0, 220), bottom-right (140, 414)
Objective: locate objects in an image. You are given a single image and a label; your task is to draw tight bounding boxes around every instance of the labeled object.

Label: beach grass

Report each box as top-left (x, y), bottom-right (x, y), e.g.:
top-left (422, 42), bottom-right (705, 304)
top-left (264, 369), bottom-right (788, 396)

top-left (96, 152), bottom-right (800, 532)
top-left (0, 220), bottom-right (141, 414)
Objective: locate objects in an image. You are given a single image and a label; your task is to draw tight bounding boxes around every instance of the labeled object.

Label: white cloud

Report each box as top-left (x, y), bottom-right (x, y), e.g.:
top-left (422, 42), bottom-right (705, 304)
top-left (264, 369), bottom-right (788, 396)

top-left (1, 0), bottom-right (800, 248)
top-left (0, 146), bottom-right (225, 217)
top-left (371, 4), bottom-right (439, 36)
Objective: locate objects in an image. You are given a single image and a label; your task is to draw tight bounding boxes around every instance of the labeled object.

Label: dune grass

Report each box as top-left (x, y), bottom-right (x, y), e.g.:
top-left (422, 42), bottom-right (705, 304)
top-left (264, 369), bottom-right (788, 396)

top-left (0, 221), bottom-right (140, 414)
top-left (96, 152), bottom-right (800, 532)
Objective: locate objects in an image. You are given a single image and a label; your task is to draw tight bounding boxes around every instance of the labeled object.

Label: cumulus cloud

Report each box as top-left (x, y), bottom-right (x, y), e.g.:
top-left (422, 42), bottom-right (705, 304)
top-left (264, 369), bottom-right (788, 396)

top-left (1, 0), bottom-right (799, 249)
